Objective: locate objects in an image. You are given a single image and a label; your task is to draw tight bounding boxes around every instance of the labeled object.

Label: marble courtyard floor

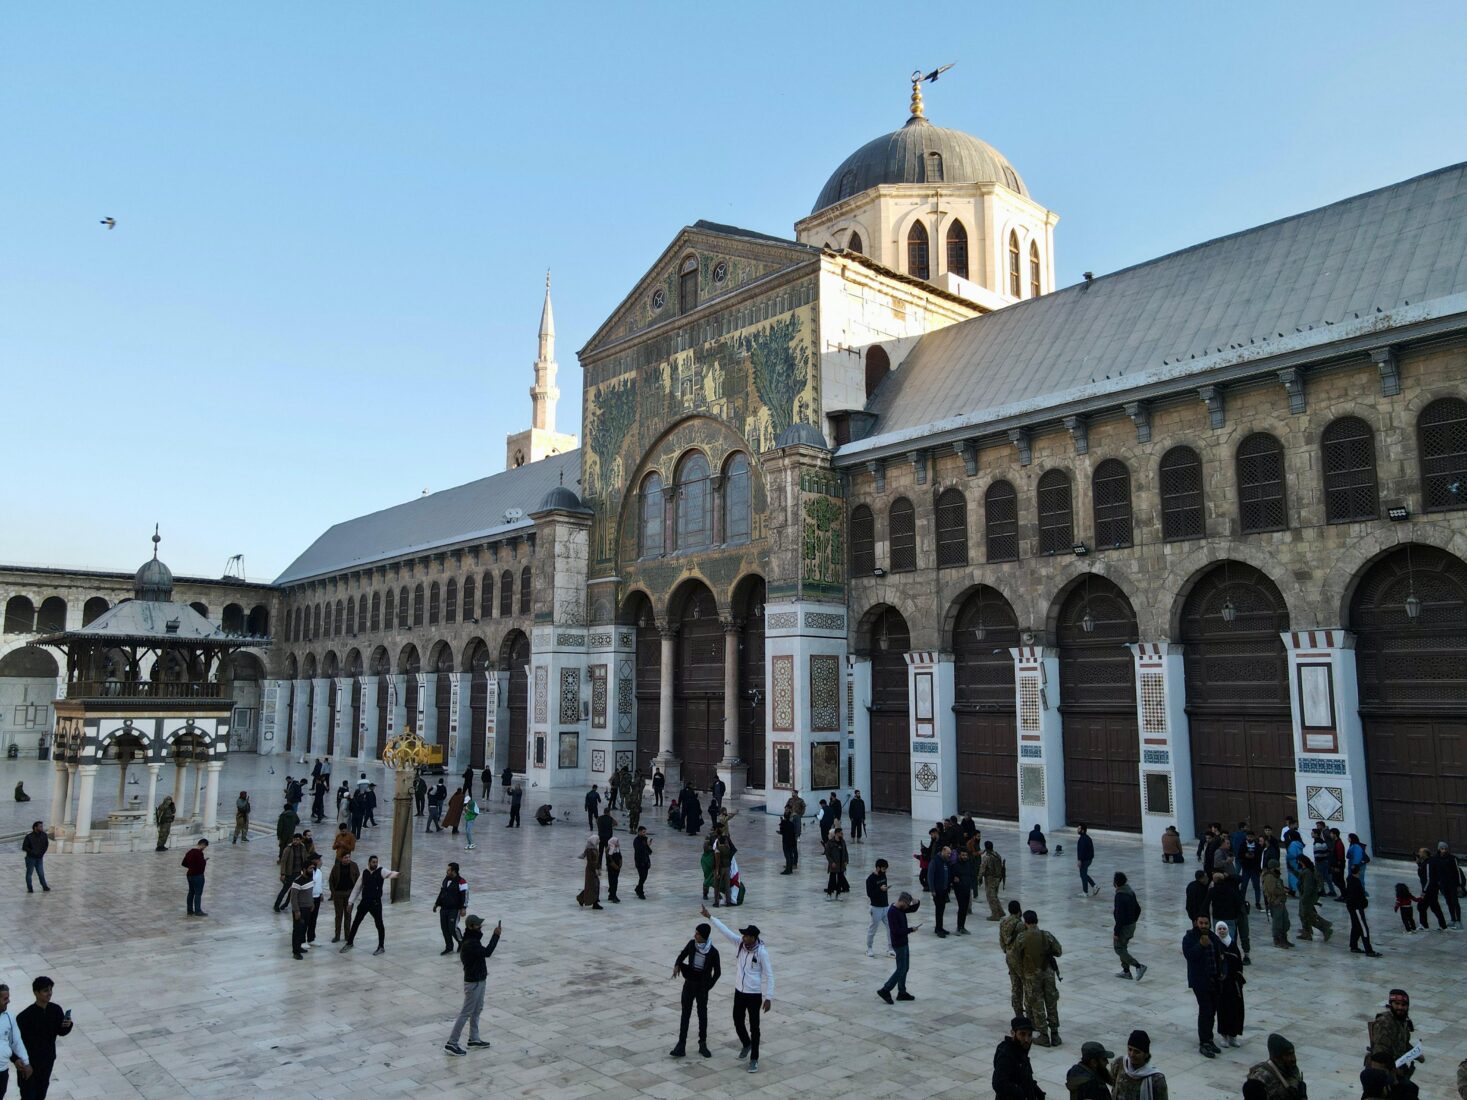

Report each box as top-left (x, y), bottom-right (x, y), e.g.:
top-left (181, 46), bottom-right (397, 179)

top-left (1, 755), bottom-right (1463, 1098)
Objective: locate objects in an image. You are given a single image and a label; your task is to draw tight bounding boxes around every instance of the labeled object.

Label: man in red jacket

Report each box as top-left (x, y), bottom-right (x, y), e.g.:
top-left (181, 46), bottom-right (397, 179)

top-left (182, 839), bottom-right (209, 916)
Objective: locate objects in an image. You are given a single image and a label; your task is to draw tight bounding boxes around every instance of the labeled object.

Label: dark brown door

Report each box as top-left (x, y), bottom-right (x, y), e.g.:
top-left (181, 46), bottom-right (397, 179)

top-left (375, 677), bottom-right (388, 759)
top-left (1059, 578), bottom-right (1141, 831)
top-left (403, 676), bottom-right (419, 736)
top-left (1353, 545), bottom-right (1467, 856)
top-left (469, 672), bottom-right (488, 771)
top-left (676, 587), bottom-right (723, 791)
top-left (1182, 562), bottom-right (1296, 833)
top-left (635, 620), bottom-right (661, 776)
top-left (953, 587), bottom-right (1019, 819)
top-left (349, 679), bottom-right (361, 757)
top-left (435, 657), bottom-right (453, 748)
top-left (505, 633), bottom-right (530, 774)
top-left (869, 607), bottom-right (911, 814)
top-left (326, 679), bottom-right (338, 756)
top-left (740, 586), bottom-right (766, 789)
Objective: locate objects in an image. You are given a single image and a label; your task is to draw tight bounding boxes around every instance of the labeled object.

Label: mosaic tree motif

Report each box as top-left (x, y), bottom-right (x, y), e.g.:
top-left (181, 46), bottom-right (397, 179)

top-left (803, 495), bottom-right (844, 588)
top-left (587, 374), bottom-right (637, 496)
top-left (745, 313), bottom-right (810, 438)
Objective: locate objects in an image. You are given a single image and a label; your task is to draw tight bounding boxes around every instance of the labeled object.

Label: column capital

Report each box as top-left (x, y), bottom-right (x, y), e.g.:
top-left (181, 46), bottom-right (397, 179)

top-left (720, 617), bottom-right (744, 635)
top-left (658, 625), bottom-right (680, 641)
top-left (76, 762), bottom-right (99, 776)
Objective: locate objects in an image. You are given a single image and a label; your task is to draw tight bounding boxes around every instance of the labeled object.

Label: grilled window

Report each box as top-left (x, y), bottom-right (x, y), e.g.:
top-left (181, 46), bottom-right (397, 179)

top-left (935, 487), bottom-right (968, 566)
top-left (383, 591), bottom-right (394, 630)
top-left (640, 473), bottom-right (665, 558)
top-left (500, 571), bottom-right (513, 617)
top-left (724, 453), bottom-right (751, 545)
top-left (1029, 240), bottom-right (1041, 298)
top-left (413, 583), bottom-right (425, 627)
top-left (889, 497), bottom-right (916, 572)
top-left (1037, 470), bottom-right (1074, 555)
top-left (335, 599), bottom-right (345, 636)
top-left (445, 579), bottom-right (457, 624)
top-left (850, 505), bottom-right (875, 576)
top-left (907, 222), bottom-right (929, 279)
top-left (313, 603), bottom-right (321, 639)
top-left (398, 586), bottom-right (410, 629)
top-left (985, 480), bottom-right (1019, 562)
top-left (678, 255), bottom-right (699, 313)
top-left (926, 151), bottom-right (944, 182)
top-left (1159, 446), bottom-right (1205, 541)
top-left (848, 229), bottom-right (863, 254)
top-left (1092, 459), bottom-right (1133, 549)
top-left (482, 573), bottom-right (495, 619)
top-left (1008, 231), bottom-right (1021, 296)
top-left (462, 577), bottom-right (475, 621)
top-left (946, 220), bottom-right (968, 279)
top-left (520, 565), bottom-right (532, 615)
top-left (1321, 416), bottom-right (1379, 523)
top-left (1419, 397), bottom-right (1467, 513)
top-left (1237, 432), bottom-right (1288, 533)
top-left (675, 452), bottom-right (712, 551)
top-left (428, 583), bottom-right (440, 625)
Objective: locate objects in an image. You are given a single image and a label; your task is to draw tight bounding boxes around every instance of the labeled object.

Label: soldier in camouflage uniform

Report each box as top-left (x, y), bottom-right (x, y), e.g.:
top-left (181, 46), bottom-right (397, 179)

top-left (1369, 989), bottom-right (1420, 1082)
top-left (997, 899), bottom-right (1025, 1019)
top-left (624, 771), bottom-right (644, 834)
top-left (980, 840), bottom-right (1005, 920)
top-left (1007, 908), bottom-right (1063, 1047)
top-left (1245, 1033), bottom-right (1307, 1099)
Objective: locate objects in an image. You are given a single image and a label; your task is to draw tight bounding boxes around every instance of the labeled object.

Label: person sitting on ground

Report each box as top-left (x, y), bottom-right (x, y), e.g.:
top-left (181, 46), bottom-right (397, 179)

top-left (14, 781), bottom-right (30, 802)
top-left (1162, 825), bottom-right (1185, 864)
top-left (534, 804), bottom-right (554, 826)
top-left (1027, 824), bottom-right (1047, 855)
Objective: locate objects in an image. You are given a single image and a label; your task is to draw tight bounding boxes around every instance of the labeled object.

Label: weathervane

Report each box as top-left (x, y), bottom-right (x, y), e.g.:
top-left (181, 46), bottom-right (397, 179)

top-left (909, 63), bottom-right (954, 121)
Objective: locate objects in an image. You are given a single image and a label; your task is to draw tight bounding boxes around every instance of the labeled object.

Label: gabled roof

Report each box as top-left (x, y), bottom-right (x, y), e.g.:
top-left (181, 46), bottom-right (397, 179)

top-left (844, 162), bottom-right (1467, 454)
top-left (274, 450), bottom-right (581, 586)
top-left (36, 600), bottom-right (229, 647)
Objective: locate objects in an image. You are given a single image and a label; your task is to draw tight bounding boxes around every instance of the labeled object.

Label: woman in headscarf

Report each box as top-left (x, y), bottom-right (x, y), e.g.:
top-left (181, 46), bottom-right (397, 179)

top-left (576, 834), bottom-right (603, 909)
top-left (1214, 920), bottom-right (1246, 1048)
top-left (605, 837), bottom-right (623, 903)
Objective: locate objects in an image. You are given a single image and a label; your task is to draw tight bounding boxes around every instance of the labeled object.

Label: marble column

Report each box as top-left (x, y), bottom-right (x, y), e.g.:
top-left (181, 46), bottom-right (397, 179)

top-left (908, 650), bottom-right (956, 821)
top-left (1126, 642), bottom-right (1195, 846)
top-left (62, 764), bottom-right (79, 825)
top-left (1011, 644), bottom-right (1067, 834)
top-left (116, 761), bottom-right (130, 810)
top-left (145, 762), bottom-right (163, 822)
top-left (202, 760), bottom-right (223, 830)
top-left (49, 761), bottom-right (70, 833)
top-left (1280, 629), bottom-right (1370, 842)
top-left (655, 627), bottom-right (680, 788)
top-left (72, 764), bottom-right (99, 839)
top-left (173, 762), bottom-right (188, 813)
top-left (717, 619), bottom-right (744, 799)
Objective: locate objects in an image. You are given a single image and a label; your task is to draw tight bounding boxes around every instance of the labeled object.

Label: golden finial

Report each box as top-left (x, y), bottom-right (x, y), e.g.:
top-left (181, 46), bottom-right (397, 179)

top-left (383, 727), bottom-right (433, 772)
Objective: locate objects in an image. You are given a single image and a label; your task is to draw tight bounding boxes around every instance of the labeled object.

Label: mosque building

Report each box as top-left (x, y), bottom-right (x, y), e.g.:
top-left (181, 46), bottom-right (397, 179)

top-left (5, 80), bottom-right (1466, 856)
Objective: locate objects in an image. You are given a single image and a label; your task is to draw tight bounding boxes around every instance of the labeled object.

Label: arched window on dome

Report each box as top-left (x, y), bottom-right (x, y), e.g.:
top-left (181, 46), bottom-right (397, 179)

top-left (848, 229), bottom-right (863, 254)
top-left (1029, 240), bottom-right (1041, 298)
top-left (926, 151), bottom-right (944, 183)
top-left (1008, 232), bottom-right (1022, 297)
top-left (946, 221), bottom-right (969, 280)
top-left (908, 222), bottom-right (929, 280)
top-left (837, 168), bottom-right (857, 201)
top-left (678, 255), bottom-right (699, 314)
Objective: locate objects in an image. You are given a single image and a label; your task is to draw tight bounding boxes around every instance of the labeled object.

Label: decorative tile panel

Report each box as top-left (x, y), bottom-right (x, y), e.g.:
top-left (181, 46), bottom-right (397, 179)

top-left (912, 741), bottom-right (939, 754)
top-left (804, 611), bottom-right (845, 631)
top-left (1306, 785), bottom-right (1345, 822)
top-left (587, 632), bottom-right (614, 649)
top-left (810, 654), bottom-right (840, 731)
top-left (1020, 764), bottom-right (1046, 806)
top-left (1297, 757), bottom-right (1347, 775)
top-left (771, 655), bottom-right (795, 732)
top-left (556, 632), bottom-right (586, 648)
top-left (591, 748), bottom-right (607, 773)
top-left (559, 668), bottom-right (581, 724)
top-left (914, 762), bottom-right (938, 791)
top-left (590, 665), bottom-right (607, 729)
top-left (616, 750), bottom-right (633, 771)
top-left (1019, 744), bottom-right (1043, 759)
top-left (767, 612), bottom-right (799, 631)
top-left (533, 665), bottom-right (548, 724)
top-left (1142, 748), bottom-right (1171, 766)
top-left (1019, 676), bottom-right (1041, 732)
top-left (1140, 671), bottom-right (1167, 734)
top-left (618, 631), bottom-right (633, 648)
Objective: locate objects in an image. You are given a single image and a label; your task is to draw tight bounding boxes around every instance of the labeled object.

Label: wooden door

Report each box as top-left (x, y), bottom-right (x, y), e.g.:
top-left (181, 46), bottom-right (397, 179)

top-left (869, 608), bottom-right (911, 814)
top-left (505, 634), bottom-right (530, 774)
top-left (953, 587), bottom-right (1019, 819)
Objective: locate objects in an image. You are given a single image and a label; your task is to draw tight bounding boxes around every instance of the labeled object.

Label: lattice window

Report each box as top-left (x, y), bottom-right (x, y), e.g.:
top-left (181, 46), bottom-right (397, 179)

top-left (1029, 240), bottom-right (1041, 298)
top-left (428, 583), bottom-right (440, 626)
top-left (520, 565), bottom-right (532, 615)
top-left (1321, 416), bottom-right (1379, 523)
top-left (945, 220), bottom-right (968, 279)
top-left (1140, 670), bottom-right (1167, 733)
top-left (500, 571), bottom-right (513, 617)
top-left (1019, 675), bottom-right (1041, 731)
top-left (724, 453), bottom-right (751, 545)
top-left (640, 473), bottom-right (665, 558)
top-left (1237, 432), bottom-right (1288, 533)
top-left (675, 451), bottom-right (712, 551)
top-left (1419, 397), bottom-right (1467, 513)
top-left (413, 584), bottom-right (426, 626)
top-left (1008, 231), bottom-right (1021, 296)
top-left (1092, 458), bottom-right (1133, 549)
top-left (935, 487), bottom-right (968, 567)
top-left (850, 505), bottom-right (875, 575)
top-left (889, 497), bottom-right (916, 572)
top-left (1159, 446), bottom-right (1205, 541)
top-left (445, 579), bottom-right (457, 624)
top-left (907, 222), bottom-right (929, 280)
top-left (382, 591), bottom-right (394, 631)
top-left (398, 586), bottom-right (410, 629)
top-left (985, 480), bottom-right (1019, 562)
top-left (1037, 469), bottom-right (1073, 555)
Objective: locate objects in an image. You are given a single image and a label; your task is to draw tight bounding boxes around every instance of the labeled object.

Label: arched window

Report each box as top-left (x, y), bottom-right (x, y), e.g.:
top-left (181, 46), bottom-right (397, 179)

top-left (345, 597), bottom-right (355, 636)
top-left (445, 579), bottom-right (457, 624)
top-left (36, 597), bottom-right (66, 632)
top-left (724, 454), bottom-right (751, 545)
top-left (397, 586), bottom-right (410, 629)
top-left (383, 590), bottom-right (394, 630)
top-left (907, 222), bottom-right (930, 279)
top-left (1029, 240), bottom-right (1041, 298)
top-left (926, 151), bottom-right (944, 182)
top-left (370, 592), bottom-right (381, 633)
top-left (1237, 433), bottom-right (1288, 533)
top-left (678, 254), bottom-right (699, 313)
top-left (412, 583), bottom-right (425, 627)
top-left (293, 606), bottom-right (303, 641)
top-left (356, 596), bottom-right (367, 635)
top-left (1092, 459), bottom-right (1133, 549)
top-left (322, 603), bottom-right (332, 637)
top-left (1159, 446), bottom-right (1205, 541)
top-left (675, 451), bottom-right (712, 551)
top-left (313, 603), bottom-right (322, 639)
top-left (462, 576), bottom-right (475, 621)
top-left (850, 505), bottom-right (875, 576)
top-left (1321, 416), bottom-right (1379, 523)
top-left (1037, 469), bottom-right (1074, 554)
top-left (4, 596), bottom-right (35, 633)
top-left (946, 221), bottom-right (969, 280)
top-left (640, 473), bottom-right (665, 558)
top-left (889, 497), bottom-right (916, 572)
top-left (1418, 397), bottom-right (1467, 512)
top-left (1008, 231), bottom-right (1022, 296)
top-left (865, 346), bottom-right (890, 400)
top-left (936, 487), bottom-right (968, 566)
top-left (481, 573), bottom-right (494, 619)
top-left (499, 571), bottom-right (514, 617)
top-left (985, 480), bottom-right (1019, 562)
top-left (428, 582), bottom-right (440, 625)
top-left (82, 596), bottom-right (109, 626)
top-left (848, 229), bottom-right (863, 254)
top-left (335, 599), bottom-right (344, 636)
top-left (520, 565), bottom-right (532, 615)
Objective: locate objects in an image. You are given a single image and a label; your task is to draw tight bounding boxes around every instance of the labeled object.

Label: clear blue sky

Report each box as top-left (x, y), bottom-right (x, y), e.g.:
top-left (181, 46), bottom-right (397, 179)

top-left (4, 2), bottom-right (1465, 582)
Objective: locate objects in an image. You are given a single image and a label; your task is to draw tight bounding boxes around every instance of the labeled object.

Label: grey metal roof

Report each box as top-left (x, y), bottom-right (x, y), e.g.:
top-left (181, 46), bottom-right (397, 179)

top-left (852, 162), bottom-right (1467, 448)
top-left (274, 450), bottom-right (582, 586)
top-left (812, 117), bottom-right (1028, 215)
top-left (37, 600), bottom-right (225, 644)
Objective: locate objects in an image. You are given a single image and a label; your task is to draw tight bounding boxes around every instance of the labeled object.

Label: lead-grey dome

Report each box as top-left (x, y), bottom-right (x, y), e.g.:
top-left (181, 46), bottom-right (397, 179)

top-left (812, 116), bottom-right (1027, 216)
top-left (537, 485), bottom-right (590, 513)
top-left (134, 556), bottom-right (174, 602)
top-left (776, 423), bottom-right (830, 450)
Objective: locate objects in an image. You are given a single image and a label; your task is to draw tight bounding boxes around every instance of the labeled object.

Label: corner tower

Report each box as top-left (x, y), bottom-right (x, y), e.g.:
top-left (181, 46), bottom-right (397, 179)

top-left (506, 272), bottom-right (578, 469)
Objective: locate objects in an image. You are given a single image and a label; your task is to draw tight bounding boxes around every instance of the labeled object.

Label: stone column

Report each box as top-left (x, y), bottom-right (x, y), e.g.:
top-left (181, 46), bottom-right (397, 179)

top-left (654, 627), bottom-right (680, 788)
top-left (1280, 629), bottom-right (1369, 842)
top-left (62, 764), bottom-right (79, 825)
top-left (145, 762), bottom-right (163, 822)
top-left (49, 761), bottom-right (70, 833)
top-left (173, 761), bottom-right (188, 812)
top-left (1128, 642), bottom-right (1195, 846)
top-left (1011, 644), bottom-right (1066, 834)
top-left (717, 619), bottom-right (744, 800)
top-left (360, 675), bottom-right (379, 759)
top-left (849, 655), bottom-right (873, 801)
top-left (908, 650), bottom-right (957, 820)
top-left (335, 676), bottom-right (352, 758)
top-left (420, 672), bottom-right (439, 746)
top-left (117, 761), bottom-right (130, 811)
top-left (311, 677), bottom-right (331, 756)
top-left (72, 764), bottom-right (99, 839)
top-left (202, 760), bottom-right (223, 830)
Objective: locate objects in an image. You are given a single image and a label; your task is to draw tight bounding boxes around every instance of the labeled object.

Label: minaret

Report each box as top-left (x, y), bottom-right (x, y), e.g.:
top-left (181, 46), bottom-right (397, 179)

top-left (506, 270), bottom-right (578, 470)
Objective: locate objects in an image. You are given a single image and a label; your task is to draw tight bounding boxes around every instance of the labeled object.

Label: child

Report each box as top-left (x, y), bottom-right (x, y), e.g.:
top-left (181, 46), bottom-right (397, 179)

top-left (1394, 882), bottom-right (1420, 932)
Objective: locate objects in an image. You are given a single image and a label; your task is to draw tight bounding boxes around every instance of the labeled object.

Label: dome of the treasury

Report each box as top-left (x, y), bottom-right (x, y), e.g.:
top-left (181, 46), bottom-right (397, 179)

top-left (811, 114), bottom-right (1027, 216)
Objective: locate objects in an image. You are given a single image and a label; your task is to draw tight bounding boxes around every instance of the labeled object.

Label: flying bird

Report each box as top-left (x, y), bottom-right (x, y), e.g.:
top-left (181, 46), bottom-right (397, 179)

top-left (915, 63), bottom-right (955, 83)
top-left (100, 217), bottom-right (116, 229)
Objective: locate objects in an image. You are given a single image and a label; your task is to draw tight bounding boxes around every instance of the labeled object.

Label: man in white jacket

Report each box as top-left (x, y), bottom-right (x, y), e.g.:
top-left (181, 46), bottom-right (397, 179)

top-left (0, 982), bottom-right (32, 1095)
top-left (701, 905), bottom-right (774, 1074)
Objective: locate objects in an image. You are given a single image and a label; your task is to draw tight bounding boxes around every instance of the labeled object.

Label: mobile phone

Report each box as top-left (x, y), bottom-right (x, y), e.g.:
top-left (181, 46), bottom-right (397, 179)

top-left (64, 1009), bottom-right (72, 1020)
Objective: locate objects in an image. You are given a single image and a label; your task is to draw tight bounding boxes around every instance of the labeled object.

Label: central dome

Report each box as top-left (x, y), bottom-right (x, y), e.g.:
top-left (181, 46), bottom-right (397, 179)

top-left (811, 115), bottom-right (1027, 216)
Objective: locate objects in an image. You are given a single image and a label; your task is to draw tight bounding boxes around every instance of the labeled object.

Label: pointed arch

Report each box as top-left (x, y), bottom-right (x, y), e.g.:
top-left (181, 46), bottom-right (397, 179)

top-left (945, 219), bottom-right (968, 280)
top-left (907, 221), bottom-right (929, 279)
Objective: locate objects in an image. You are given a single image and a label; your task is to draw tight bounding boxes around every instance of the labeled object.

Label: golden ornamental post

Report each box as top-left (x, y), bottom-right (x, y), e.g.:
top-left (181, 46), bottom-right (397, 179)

top-left (382, 728), bottom-right (431, 902)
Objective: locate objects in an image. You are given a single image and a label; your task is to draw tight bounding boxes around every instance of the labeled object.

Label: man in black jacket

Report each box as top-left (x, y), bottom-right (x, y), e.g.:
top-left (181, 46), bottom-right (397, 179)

top-left (1185, 869), bottom-right (1210, 921)
top-left (669, 922), bottom-right (721, 1058)
top-left (443, 915), bottom-right (500, 1056)
top-left (1112, 871), bottom-right (1147, 981)
top-left (633, 826), bottom-right (653, 899)
top-left (777, 810), bottom-right (799, 874)
top-left (993, 1015), bottom-right (1045, 1099)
